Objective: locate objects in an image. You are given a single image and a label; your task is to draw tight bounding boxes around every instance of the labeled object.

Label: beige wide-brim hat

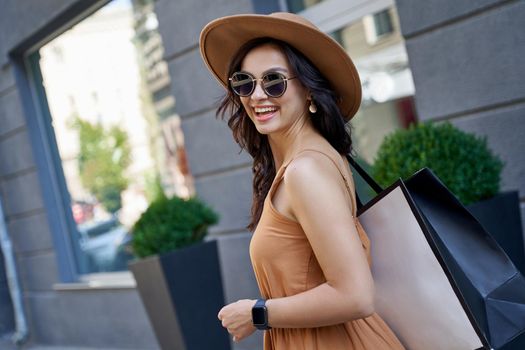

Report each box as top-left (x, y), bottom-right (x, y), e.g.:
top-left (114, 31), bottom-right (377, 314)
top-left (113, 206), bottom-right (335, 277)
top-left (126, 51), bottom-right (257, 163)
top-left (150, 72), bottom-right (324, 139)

top-left (199, 12), bottom-right (362, 121)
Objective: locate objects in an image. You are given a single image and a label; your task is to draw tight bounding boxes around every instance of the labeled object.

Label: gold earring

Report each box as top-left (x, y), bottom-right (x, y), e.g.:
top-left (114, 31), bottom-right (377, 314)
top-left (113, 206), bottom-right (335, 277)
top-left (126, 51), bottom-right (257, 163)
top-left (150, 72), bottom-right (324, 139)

top-left (309, 100), bottom-right (317, 114)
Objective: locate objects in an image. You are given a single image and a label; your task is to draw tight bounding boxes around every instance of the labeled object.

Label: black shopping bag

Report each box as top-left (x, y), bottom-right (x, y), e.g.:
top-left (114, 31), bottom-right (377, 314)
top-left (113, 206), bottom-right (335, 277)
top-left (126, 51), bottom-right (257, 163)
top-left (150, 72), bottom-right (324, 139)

top-left (347, 156), bottom-right (525, 350)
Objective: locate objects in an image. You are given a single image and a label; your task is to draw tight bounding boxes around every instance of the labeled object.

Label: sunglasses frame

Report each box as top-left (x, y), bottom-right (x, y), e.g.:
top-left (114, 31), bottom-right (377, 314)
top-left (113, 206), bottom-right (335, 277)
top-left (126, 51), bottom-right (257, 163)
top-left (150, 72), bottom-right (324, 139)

top-left (229, 71), bottom-right (296, 98)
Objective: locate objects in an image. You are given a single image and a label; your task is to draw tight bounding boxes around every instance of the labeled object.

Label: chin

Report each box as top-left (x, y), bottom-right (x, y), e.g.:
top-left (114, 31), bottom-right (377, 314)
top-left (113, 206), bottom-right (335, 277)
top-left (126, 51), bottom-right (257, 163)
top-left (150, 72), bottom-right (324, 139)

top-left (251, 120), bottom-right (276, 135)
top-left (255, 126), bottom-right (273, 135)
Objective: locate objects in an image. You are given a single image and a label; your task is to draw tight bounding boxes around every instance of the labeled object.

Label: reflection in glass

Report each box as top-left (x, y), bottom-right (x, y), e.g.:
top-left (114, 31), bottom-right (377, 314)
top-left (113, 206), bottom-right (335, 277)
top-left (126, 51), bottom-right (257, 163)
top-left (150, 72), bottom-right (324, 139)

top-left (330, 7), bottom-right (418, 165)
top-left (372, 10), bottom-right (394, 38)
top-left (286, 0), bottom-right (325, 13)
top-left (39, 0), bottom-right (191, 274)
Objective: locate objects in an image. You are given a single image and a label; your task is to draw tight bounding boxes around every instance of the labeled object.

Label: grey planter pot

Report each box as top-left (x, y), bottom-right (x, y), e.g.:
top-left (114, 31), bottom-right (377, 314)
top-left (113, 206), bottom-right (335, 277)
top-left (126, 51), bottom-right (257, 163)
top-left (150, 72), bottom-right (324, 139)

top-left (129, 240), bottom-right (230, 350)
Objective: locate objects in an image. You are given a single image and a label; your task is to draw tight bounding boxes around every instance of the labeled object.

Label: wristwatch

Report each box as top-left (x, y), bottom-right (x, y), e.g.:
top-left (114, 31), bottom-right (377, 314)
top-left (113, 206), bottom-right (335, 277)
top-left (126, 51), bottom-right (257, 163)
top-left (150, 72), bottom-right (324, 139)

top-left (252, 299), bottom-right (271, 330)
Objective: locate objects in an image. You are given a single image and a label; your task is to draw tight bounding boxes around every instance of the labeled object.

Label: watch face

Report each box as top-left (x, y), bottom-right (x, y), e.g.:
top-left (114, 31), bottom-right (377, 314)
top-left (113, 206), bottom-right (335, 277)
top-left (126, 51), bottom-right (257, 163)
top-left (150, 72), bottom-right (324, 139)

top-left (252, 306), bottom-right (267, 326)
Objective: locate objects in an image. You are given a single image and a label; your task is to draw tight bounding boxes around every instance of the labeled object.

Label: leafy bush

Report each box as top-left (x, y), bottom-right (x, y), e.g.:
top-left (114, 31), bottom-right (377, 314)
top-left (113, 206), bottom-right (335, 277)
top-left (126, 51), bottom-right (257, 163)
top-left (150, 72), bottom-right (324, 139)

top-left (371, 122), bottom-right (504, 205)
top-left (132, 196), bottom-right (219, 258)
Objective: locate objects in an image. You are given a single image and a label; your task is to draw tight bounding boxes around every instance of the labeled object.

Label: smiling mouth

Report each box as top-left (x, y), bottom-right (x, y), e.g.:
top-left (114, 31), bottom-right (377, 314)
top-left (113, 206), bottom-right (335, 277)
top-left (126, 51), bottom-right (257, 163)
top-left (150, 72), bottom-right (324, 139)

top-left (254, 106), bottom-right (279, 120)
top-left (254, 106), bottom-right (278, 113)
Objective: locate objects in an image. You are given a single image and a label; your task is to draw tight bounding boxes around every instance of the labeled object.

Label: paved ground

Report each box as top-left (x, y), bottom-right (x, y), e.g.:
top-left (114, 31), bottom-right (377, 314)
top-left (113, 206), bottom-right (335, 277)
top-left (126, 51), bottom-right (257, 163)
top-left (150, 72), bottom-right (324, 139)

top-left (0, 338), bottom-right (126, 350)
top-left (0, 332), bottom-right (162, 350)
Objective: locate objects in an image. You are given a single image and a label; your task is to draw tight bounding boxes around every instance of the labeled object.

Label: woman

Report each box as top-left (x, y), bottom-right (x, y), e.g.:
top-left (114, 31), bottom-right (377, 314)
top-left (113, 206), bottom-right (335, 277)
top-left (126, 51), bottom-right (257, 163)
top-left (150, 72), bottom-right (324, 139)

top-left (200, 12), bottom-right (405, 349)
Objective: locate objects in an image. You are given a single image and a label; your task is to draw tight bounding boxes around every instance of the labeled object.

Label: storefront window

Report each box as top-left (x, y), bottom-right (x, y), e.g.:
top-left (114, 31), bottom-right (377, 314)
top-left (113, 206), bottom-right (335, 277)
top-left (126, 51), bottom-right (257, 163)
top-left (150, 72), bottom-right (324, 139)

top-left (286, 0), bottom-right (326, 13)
top-left (38, 0), bottom-right (192, 274)
top-left (330, 7), bottom-right (417, 165)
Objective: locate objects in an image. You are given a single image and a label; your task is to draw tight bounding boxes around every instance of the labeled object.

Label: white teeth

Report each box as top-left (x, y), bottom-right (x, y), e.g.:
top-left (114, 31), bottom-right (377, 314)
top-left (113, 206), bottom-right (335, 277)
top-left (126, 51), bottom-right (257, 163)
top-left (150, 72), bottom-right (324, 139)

top-left (254, 106), bottom-right (278, 113)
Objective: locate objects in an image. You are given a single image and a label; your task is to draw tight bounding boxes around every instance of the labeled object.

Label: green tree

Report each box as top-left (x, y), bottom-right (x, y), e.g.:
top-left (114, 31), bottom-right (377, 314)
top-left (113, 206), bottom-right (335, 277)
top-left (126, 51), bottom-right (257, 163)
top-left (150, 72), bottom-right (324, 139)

top-left (73, 117), bottom-right (131, 213)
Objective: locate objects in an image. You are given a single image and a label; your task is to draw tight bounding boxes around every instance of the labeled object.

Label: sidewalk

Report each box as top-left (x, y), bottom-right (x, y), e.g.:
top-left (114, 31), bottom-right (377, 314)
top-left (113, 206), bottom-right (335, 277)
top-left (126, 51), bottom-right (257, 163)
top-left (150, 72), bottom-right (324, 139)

top-left (0, 338), bottom-right (127, 350)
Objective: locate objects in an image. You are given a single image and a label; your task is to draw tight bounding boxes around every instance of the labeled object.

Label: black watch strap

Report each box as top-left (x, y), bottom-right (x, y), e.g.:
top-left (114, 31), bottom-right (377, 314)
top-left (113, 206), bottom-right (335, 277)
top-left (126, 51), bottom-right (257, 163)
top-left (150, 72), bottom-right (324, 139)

top-left (252, 299), bottom-right (271, 330)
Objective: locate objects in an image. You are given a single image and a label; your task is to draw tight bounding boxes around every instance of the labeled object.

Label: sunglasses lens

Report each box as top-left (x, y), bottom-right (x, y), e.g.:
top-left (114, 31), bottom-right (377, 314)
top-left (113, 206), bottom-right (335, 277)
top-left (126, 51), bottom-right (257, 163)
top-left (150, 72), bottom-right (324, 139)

top-left (230, 72), bottom-right (289, 97)
top-left (230, 73), bottom-right (254, 96)
top-left (263, 73), bottom-right (286, 97)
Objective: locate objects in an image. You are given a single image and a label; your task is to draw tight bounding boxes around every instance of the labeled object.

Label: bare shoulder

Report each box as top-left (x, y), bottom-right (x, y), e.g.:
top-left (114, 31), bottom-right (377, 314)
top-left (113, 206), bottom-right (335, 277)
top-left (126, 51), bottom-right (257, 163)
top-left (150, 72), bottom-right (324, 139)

top-left (283, 150), bottom-right (347, 198)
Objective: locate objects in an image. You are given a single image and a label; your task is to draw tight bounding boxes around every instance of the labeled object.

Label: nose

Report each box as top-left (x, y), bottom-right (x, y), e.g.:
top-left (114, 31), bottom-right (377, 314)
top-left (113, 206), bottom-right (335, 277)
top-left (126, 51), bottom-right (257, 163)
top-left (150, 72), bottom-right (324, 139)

top-left (250, 79), bottom-right (268, 100)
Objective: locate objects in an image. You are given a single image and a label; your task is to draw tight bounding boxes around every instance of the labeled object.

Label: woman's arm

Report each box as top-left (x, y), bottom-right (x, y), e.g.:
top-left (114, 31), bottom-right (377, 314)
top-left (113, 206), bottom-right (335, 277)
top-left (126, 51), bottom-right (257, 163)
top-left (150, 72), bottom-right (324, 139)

top-left (265, 153), bottom-right (375, 328)
top-left (218, 152), bottom-right (374, 340)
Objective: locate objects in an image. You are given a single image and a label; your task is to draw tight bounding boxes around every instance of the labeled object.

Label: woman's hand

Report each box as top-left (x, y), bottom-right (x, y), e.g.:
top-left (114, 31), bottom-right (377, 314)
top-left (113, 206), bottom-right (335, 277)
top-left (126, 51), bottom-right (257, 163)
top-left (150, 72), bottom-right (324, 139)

top-left (218, 299), bottom-right (258, 342)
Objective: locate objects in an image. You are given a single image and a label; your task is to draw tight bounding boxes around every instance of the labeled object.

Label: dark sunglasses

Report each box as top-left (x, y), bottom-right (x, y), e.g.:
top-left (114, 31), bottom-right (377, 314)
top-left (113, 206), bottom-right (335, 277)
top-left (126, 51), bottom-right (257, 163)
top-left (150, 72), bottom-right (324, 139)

top-left (229, 71), bottom-right (296, 98)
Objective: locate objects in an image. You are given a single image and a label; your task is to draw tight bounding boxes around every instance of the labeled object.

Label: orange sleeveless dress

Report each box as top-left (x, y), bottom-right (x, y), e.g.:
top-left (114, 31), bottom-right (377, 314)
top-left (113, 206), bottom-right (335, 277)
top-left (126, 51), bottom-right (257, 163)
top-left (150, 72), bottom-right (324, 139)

top-left (249, 145), bottom-right (405, 350)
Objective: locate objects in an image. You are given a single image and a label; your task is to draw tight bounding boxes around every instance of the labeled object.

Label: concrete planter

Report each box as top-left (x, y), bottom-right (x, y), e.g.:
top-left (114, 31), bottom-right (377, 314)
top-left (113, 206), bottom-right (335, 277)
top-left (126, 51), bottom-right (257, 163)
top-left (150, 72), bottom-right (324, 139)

top-left (129, 240), bottom-right (230, 350)
top-left (467, 191), bottom-right (525, 275)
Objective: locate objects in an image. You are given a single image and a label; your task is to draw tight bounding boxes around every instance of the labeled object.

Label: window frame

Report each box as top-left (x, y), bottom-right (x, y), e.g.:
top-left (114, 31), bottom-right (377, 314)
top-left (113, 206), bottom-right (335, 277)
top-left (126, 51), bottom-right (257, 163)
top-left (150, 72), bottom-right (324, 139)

top-left (296, 0), bottom-right (394, 33)
top-left (8, 0), bottom-right (135, 286)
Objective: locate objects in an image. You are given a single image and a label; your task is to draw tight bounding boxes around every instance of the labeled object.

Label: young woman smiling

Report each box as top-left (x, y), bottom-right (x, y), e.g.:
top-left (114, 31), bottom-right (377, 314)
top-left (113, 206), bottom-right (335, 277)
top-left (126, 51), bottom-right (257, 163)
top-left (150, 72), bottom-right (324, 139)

top-left (200, 12), bottom-right (405, 350)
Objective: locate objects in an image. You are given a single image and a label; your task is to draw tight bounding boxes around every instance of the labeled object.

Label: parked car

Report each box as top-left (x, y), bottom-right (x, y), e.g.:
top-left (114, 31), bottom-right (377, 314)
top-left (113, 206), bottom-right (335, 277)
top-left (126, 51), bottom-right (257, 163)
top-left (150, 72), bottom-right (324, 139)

top-left (77, 216), bottom-right (134, 273)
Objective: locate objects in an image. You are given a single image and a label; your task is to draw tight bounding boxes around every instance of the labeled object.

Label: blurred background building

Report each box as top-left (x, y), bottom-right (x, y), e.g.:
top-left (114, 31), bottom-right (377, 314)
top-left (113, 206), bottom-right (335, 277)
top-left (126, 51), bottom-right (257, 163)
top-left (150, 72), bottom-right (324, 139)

top-left (0, 0), bottom-right (523, 348)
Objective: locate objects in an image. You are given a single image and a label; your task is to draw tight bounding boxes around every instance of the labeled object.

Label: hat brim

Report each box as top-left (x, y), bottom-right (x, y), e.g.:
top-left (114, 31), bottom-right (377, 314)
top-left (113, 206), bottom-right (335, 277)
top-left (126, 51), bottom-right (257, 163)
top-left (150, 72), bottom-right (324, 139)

top-left (200, 14), bottom-right (362, 121)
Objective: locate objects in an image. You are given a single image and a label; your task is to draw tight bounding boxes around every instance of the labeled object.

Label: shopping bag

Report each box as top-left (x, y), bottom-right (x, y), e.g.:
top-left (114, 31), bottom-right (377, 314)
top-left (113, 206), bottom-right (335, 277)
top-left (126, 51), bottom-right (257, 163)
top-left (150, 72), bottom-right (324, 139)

top-left (347, 156), bottom-right (525, 350)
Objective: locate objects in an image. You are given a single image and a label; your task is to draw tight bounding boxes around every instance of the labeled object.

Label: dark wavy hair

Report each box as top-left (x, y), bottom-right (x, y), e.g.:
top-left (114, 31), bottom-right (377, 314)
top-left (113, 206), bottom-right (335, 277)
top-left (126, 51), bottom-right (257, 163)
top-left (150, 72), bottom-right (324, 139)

top-left (217, 38), bottom-right (353, 232)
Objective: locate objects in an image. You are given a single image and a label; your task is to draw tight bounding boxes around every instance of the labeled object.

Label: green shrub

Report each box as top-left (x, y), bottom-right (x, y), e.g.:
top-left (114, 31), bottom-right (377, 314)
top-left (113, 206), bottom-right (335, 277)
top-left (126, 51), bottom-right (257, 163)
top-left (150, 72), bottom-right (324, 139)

top-left (371, 122), bottom-right (504, 205)
top-left (131, 196), bottom-right (219, 258)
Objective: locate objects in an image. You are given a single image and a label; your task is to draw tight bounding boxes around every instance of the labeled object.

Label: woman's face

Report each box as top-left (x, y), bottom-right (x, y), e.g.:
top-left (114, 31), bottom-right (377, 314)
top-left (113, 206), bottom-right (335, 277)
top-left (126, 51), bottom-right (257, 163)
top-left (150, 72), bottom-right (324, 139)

top-left (239, 43), bottom-right (309, 135)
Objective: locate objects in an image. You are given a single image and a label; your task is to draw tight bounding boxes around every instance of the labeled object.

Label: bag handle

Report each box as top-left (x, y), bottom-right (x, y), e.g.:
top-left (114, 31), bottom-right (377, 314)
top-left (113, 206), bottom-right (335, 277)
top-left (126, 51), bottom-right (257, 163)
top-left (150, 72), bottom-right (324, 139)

top-left (345, 154), bottom-right (383, 209)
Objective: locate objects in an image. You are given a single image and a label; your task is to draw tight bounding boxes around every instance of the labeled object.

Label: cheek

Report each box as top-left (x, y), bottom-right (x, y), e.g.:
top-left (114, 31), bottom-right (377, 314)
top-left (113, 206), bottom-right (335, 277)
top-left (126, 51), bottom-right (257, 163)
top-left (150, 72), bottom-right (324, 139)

top-left (240, 98), bottom-right (251, 114)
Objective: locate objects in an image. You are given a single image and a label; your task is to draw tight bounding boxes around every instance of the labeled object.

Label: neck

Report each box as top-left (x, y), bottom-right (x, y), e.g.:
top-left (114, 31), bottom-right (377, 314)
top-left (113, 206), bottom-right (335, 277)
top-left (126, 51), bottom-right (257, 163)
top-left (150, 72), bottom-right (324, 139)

top-left (268, 117), bottom-right (322, 170)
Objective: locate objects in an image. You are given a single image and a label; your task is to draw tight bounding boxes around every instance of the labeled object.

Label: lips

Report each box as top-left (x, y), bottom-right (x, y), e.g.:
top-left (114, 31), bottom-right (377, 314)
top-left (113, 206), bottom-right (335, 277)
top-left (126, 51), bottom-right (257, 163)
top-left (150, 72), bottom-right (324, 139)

top-left (253, 105), bottom-right (279, 122)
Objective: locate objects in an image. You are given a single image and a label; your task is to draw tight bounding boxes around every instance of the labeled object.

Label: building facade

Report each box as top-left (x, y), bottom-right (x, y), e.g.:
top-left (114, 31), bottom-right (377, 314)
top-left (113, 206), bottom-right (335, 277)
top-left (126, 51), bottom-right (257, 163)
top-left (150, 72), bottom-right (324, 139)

top-left (0, 0), bottom-right (523, 348)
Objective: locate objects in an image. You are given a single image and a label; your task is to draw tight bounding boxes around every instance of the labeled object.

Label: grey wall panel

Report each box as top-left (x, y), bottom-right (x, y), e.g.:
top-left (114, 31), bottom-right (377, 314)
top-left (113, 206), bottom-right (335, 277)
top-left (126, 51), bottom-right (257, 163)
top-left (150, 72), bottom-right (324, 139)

top-left (0, 64), bottom-right (16, 94)
top-left (181, 110), bottom-right (251, 176)
top-left (26, 290), bottom-right (159, 348)
top-left (1, 171), bottom-right (44, 217)
top-left (395, 0), bottom-right (506, 36)
top-left (155, 0), bottom-right (253, 59)
top-left (195, 167), bottom-right (252, 234)
top-left (216, 233), bottom-right (263, 350)
top-left (0, 129), bottom-right (35, 177)
top-left (167, 50), bottom-right (224, 117)
top-left (0, 90), bottom-right (25, 138)
top-left (406, 1), bottom-right (525, 120)
top-left (17, 252), bottom-right (59, 291)
top-left (216, 233), bottom-right (259, 304)
top-left (8, 212), bottom-right (53, 254)
top-left (252, 0), bottom-right (281, 14)
top-left (0, 0), bottom-right (80, 66)
top-left (450, 104), bottom-right (525, 197)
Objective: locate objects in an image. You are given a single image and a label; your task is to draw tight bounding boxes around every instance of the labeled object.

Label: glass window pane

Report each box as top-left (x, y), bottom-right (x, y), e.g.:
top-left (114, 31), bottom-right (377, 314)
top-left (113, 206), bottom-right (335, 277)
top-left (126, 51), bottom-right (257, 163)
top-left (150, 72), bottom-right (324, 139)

top-left (38, 0), bottom-right (192, 274)
top-left (330, 7), bottom-right (418, 165)
top-left (286, 0), bottom-right (325, 13)
top-left (373, 9), bottom-right (394, 37)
